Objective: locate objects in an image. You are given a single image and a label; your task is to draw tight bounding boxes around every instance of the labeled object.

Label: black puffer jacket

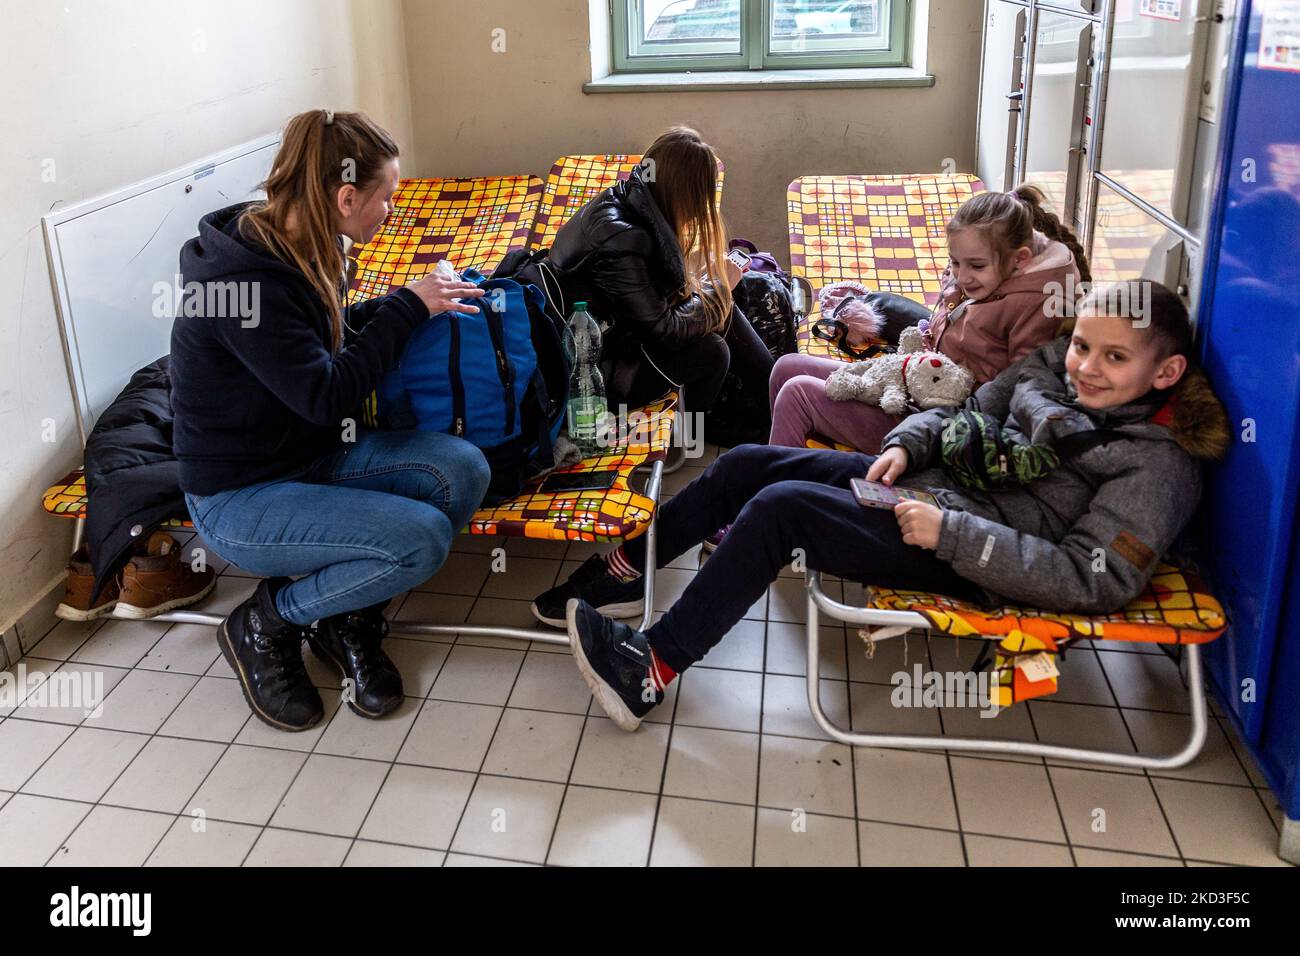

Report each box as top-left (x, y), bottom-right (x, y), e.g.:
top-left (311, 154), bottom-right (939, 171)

top-left (82, 357), bottom-right (184, 601)
top-left (545, 167), bottom-right (717, 405)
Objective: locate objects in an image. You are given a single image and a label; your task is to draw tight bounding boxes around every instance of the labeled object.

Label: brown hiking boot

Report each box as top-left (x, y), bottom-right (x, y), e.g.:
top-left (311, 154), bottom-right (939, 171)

top-left (117, 531), bottom-right (216, 620)
top-left (56, 545), bottom-right (120, 622)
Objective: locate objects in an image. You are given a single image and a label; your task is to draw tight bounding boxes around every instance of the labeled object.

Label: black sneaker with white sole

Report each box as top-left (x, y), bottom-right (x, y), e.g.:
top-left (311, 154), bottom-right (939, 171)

top-left (565, 599), bottom-right (664, 731)
top-left (531, 554), bottom-right (644, 628)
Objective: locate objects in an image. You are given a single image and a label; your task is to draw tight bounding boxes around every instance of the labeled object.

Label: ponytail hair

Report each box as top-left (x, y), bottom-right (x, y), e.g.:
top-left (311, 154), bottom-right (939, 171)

top-left (947, 183), bottom-right (1092, 284)
top-left (241, 109), bottom-right (400, 351)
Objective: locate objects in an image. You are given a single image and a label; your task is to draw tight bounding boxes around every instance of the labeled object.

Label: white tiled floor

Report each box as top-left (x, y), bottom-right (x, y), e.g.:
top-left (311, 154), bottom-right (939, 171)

top-left (0, 448), bottom-right (1292, 867)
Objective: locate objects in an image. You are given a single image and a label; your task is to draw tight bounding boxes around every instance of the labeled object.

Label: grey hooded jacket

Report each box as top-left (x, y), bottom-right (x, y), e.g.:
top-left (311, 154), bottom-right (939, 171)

top-left (881, 336), bottom-right (1230, 614)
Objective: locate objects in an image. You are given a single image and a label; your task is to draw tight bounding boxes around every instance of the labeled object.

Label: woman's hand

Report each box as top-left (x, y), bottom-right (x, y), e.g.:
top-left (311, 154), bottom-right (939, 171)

top-left (866, 446), bottom-right (909, 485)
top-left (723, 258), bottom-right (744, 290)
top-left (895, 500), bottom-right (943, 550)
top-left (405, 273), bottom-right (486, 315)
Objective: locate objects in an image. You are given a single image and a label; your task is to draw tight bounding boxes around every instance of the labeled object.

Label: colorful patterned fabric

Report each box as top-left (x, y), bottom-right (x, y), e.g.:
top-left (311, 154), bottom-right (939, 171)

top-left (787, 174), bottom-right (986, 360)
top-left (528, 154), bottom-right (726, 251)
top-left (865, 564), bottom-right (1226, 707)
top-left (42, 392), bottom-right (676, 542)
top-left (467, 393), bottom-right (677, 541)
top-left (42, 470), bottom-right (191, 528)
top-left (347, 176), bottom-right (543, 302)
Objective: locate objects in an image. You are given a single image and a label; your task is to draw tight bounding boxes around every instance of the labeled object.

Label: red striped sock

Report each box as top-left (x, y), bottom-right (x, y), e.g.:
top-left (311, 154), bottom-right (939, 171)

top-left (603, 546), bottom-right (642, 583)
top-left (648, 647), bottom-right (677, 692)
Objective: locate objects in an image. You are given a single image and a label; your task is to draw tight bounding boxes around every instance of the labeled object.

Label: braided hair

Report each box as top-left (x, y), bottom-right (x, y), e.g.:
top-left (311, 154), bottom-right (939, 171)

top-left (947, 184), bottom-right (1092, 284)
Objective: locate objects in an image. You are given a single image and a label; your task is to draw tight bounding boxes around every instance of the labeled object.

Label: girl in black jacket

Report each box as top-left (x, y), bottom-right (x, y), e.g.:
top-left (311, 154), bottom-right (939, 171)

top-left (545, 127), bottom-right (774, 421)
top-left (170, 110), bottom-right (488, 732)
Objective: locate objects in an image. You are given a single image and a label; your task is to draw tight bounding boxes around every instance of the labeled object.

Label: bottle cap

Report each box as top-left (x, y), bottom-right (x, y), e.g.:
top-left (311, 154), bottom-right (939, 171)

top-left (574, 301), bottom-right (587, 309)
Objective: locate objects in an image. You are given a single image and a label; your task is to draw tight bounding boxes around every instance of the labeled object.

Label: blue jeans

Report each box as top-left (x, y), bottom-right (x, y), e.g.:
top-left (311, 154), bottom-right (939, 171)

top-left (184, 430), bottom-right (491, 626)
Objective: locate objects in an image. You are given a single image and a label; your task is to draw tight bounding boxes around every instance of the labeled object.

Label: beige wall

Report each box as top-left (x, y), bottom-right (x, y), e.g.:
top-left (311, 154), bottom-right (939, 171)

top-left (401, 0), bottom-right (983, 257)
top-left (0, 0), bottom-right (413, 633)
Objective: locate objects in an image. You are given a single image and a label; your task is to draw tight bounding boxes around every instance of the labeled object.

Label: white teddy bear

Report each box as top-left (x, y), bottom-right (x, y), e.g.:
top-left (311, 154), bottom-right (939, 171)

top-left (824, 326), bottom-right (975, 416)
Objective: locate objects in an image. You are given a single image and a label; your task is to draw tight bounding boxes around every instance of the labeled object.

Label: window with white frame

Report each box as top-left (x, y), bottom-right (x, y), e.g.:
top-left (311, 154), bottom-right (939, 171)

top-left (611, 0), bottom-right (912, 73)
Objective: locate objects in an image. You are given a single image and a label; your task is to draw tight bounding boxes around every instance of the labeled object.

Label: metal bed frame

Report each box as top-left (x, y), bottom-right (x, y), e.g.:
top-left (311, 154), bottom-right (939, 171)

top-left (803, 570), bottom-right (1208, 769)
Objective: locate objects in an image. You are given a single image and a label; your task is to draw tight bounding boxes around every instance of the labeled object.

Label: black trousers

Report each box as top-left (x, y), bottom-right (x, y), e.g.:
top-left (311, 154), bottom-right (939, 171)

top-left (622, 305), bottom-right (775, 415)
top-left (622, 444), bottom-right (980, 672)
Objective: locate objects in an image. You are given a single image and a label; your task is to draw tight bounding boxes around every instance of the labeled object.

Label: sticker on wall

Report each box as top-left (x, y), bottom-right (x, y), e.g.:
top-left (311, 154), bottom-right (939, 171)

top-left (1139, 0), bottom-right (1183, 20)
top-left (1259, 0), bottom-right (1300, 72)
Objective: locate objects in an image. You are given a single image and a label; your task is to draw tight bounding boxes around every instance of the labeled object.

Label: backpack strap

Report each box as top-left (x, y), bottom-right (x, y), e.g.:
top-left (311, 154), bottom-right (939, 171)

top-left (1054, 427), bottom-right (1124, 458)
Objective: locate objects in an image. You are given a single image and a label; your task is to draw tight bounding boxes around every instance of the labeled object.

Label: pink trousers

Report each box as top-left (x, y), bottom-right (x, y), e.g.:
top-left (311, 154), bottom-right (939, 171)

top-left (767, 353), bottom-right (901, 452)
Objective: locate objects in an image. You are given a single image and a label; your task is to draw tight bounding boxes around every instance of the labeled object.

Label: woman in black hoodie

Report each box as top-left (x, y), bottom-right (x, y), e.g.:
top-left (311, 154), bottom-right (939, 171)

top-left (170, 110), bottom-right (489, 732)
top-left (546, 127), bottom-right (774, 424)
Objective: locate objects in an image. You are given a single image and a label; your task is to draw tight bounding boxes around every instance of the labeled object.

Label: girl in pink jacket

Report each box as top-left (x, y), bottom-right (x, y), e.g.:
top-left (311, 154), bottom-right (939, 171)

top-left (769, 184), bottom-right (1091, 453)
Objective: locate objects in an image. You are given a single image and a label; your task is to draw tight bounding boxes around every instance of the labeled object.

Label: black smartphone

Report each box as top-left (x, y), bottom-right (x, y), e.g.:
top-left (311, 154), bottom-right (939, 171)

top-left (538, 469), bottom-right (620, 494)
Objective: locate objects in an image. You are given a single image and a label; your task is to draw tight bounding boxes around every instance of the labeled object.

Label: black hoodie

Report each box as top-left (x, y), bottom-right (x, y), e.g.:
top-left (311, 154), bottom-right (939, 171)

top-left (170, 202), bottom-right (428, 495)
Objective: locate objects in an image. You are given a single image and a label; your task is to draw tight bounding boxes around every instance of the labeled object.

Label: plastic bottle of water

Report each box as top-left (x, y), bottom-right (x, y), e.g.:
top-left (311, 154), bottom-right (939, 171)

top-left (566, 302), bottom-right (607, 456)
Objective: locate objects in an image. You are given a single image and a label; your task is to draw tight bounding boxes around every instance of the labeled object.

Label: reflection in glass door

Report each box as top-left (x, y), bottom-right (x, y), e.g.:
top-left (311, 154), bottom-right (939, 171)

top-left (1097, 0), bottom-right (1203, 223)
top-left (1023, 11), bottom-right (1092, 224)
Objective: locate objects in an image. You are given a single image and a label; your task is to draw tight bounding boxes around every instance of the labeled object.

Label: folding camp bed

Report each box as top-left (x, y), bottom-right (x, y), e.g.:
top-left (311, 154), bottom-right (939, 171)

top-left (784, 172), bottom-right (1226, 768)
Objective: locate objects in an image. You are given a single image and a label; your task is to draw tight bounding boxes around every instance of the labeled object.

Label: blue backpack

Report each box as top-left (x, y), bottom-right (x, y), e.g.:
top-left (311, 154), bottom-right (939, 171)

top-left (376, 260), bottom-right (570, 504)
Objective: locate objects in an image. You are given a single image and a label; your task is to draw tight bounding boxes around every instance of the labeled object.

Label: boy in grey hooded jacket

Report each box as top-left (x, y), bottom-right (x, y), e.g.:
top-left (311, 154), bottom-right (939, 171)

top-left (881, 332), bottom-right (1229, 613)
top-left (534, 283), bottom-right (1230, 731)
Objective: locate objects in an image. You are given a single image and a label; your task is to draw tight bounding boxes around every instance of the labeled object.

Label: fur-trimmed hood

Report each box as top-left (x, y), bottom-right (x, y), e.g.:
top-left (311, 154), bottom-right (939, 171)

top-left (1160, 365), bottom-right (1231, 460)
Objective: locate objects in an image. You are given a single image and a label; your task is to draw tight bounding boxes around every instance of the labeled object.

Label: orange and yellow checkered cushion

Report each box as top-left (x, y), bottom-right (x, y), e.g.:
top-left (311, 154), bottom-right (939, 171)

top-left (347, 175), bottom-right (543, 302)
top-left (787, 174), bottom-right (985, 360)
top-left (467, 393), bottom-right (677, 541)
top-left (866, 563), bottom-right (1225, 706)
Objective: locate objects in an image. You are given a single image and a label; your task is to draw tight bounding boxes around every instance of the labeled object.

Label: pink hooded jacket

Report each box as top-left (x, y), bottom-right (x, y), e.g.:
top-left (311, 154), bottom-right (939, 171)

top-left (927, 231), bottom-right (1082, 384)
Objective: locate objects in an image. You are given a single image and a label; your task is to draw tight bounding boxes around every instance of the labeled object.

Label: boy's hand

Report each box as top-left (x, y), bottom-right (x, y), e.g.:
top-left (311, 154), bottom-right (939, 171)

top-left (895, 500), bottom-right (943, 550)
top-left (866, 446), bottom-right (909, 485)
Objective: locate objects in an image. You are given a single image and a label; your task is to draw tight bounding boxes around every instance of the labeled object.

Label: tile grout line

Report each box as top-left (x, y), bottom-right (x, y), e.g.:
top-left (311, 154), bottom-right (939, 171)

top-left (28, 598), bottom-right (209, 866)
top-left (437, 544), bottom-right (544, 865)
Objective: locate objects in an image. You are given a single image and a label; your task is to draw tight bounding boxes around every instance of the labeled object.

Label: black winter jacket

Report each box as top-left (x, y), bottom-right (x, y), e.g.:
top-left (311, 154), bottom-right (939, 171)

top-left (82, 357), bottom-right (184, 601)
top-left (170, 202), bottom-right (428, 495)
top-left (545, 167), bottom-right (717, 405)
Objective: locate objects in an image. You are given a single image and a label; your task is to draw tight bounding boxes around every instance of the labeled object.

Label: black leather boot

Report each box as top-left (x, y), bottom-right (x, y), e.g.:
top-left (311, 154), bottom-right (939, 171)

top-left (307, 601), bottom-right (403, 718)
top-left (217, 577), bottom-right (323, 731)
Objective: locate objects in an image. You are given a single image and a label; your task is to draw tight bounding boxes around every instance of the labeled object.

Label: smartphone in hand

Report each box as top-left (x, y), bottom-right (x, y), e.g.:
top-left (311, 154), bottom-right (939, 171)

top-left (726, 248), bottom-right (752, 270)
top-left (850, 478), bottom-right (939, 510)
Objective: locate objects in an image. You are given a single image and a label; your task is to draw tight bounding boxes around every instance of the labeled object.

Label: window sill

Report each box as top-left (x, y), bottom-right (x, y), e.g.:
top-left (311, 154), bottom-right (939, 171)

top-left (583, 67), bottom-right (935, 94)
